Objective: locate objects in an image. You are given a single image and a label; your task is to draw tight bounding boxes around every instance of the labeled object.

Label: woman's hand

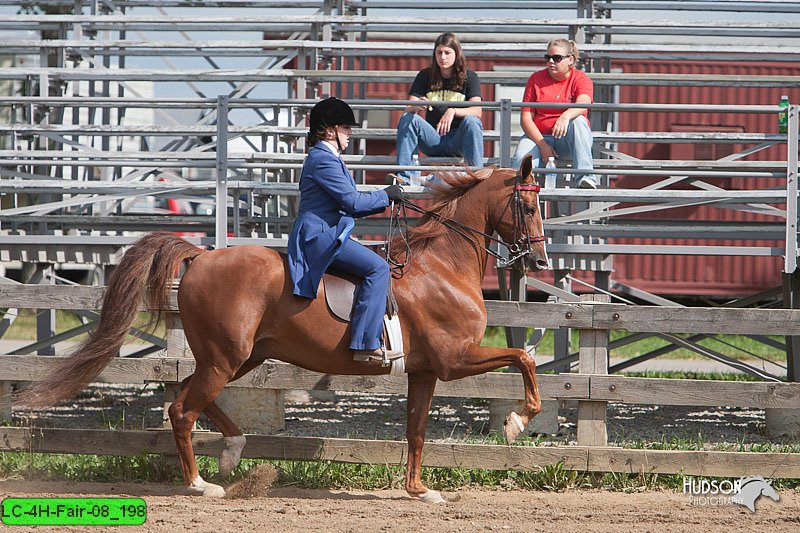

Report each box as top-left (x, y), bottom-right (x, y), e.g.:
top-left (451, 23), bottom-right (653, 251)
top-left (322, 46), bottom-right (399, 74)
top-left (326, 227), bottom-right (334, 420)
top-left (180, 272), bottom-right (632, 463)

top-left (552, 114), bottom-right (571, 139)
top-left (436, 108), bottom-right (456, 135)
top-left (538, 141), bottom-right (557, 162)
top-left (384, 184), bottom-right (405, 202)
top-left (406, 96), bottom-right (428, 114)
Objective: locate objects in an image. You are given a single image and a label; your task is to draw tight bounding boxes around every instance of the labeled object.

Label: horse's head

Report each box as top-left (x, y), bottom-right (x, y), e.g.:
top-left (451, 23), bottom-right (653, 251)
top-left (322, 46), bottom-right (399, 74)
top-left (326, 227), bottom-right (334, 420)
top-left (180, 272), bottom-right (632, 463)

top-left (732, 476), bottom-right (781, 512)
top-left (492, 155), bottom-right (549, 272)
top-left (741, 476), bottom-right (781, 502)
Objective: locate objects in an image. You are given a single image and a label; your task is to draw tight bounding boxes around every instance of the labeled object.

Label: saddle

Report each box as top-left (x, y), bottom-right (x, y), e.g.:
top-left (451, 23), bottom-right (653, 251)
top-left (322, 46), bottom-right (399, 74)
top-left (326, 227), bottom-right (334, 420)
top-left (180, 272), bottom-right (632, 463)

top-left (322, 271), bottom-right (405, 375)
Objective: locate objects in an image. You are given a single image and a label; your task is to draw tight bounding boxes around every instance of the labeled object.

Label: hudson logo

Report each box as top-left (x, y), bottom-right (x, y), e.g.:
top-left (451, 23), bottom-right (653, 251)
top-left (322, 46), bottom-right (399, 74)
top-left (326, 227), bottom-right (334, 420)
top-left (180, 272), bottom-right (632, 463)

top-left (683, 475), bottom-right (780, 512)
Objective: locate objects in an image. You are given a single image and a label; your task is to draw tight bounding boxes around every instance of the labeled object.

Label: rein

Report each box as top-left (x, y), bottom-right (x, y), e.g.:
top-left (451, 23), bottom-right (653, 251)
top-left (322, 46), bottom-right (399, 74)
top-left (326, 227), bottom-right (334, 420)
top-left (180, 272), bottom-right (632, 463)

top-left (397, 177), bottom-right (545, 269)
top-left (386, 199), bottom-right (412, 276)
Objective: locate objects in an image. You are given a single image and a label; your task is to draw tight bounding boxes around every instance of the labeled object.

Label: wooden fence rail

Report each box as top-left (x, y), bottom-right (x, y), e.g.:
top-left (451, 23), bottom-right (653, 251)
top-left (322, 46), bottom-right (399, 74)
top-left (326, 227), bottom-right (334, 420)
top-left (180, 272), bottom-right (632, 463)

top-left (1, 284), bottom-right (800, 478)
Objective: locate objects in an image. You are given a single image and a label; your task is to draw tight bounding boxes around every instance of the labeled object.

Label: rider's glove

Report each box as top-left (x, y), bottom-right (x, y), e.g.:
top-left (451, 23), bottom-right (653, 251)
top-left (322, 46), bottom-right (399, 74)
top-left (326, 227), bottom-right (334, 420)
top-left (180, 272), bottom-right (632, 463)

top-left (384, 184), bottom-right (405, 203)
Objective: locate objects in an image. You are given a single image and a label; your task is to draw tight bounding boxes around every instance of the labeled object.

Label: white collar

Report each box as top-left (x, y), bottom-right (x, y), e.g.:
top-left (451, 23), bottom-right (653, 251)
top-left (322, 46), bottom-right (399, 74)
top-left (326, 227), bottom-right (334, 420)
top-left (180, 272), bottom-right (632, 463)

top-left (320, 140), bottom-right (340, 156)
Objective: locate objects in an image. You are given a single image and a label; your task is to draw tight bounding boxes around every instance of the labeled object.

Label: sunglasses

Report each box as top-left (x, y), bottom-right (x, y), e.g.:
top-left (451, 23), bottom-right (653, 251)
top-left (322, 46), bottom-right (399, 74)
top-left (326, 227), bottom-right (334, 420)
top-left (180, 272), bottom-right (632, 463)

top-left (544, 54), bottom-right (569, 63)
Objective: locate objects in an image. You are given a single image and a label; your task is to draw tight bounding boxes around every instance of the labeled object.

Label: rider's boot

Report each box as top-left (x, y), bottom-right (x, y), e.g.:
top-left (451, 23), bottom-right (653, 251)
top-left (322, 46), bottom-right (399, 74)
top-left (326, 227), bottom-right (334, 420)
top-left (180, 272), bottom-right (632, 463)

top-left (353, 347), bottom-right (385, 364)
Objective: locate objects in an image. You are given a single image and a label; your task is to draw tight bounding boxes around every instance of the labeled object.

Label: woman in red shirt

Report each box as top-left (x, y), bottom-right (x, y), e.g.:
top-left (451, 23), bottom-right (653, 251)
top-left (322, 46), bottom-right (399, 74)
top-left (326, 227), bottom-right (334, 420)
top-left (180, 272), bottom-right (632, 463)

top-left (512, 38), bottom-right (596, 189)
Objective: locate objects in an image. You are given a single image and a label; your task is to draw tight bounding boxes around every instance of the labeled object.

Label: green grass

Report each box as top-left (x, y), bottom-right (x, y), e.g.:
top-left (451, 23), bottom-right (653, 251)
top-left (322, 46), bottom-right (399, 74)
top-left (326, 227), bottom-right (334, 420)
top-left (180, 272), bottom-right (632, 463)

top-left (0, 309), bottom-right (166, 342)
top-left (620, 370), bottom-right (760, 381)
top-left (0, 451), bottom-right (190, 484)
top-left (2, 451), bottom-right (799, 493)
top-left (481, 326), bottom-right (786, 362)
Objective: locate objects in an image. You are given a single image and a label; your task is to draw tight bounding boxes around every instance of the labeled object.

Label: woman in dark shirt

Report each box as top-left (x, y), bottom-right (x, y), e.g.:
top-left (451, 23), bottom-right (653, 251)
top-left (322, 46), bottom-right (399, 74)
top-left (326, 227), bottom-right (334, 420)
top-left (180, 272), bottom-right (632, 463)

top-left (389, 32), bottom-right (484, 184)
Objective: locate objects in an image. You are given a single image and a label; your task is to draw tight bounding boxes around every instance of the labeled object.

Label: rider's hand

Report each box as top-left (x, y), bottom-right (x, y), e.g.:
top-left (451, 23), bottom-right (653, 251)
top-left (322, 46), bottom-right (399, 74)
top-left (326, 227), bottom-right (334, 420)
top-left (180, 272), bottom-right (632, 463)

top-left (384, 184), bottom-right (405, 202)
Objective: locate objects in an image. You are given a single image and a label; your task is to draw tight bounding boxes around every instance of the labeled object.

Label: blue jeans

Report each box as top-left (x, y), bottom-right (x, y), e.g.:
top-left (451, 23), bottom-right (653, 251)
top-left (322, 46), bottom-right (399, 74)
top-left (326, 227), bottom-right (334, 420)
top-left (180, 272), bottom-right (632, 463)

top-left (395, 112), bottom-right (484, 179)
top-left (330, 238), bottom-right (389, 351)
top-left (511, 115), bottom-right (596, 186)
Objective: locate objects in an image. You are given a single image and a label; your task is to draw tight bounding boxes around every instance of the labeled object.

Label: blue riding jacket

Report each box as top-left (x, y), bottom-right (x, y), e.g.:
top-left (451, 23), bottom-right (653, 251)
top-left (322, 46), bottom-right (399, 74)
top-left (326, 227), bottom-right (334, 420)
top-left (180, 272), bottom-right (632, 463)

top-left (288, 142), bottom-right (390, 299)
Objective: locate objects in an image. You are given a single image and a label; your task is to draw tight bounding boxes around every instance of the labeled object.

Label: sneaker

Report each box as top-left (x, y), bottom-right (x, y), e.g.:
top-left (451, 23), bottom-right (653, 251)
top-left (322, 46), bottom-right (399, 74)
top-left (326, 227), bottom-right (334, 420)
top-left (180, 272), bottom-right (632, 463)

top-left (577, 177), bottom-right (597, 189)
top-left (385, 173), bottom-right (410, 185)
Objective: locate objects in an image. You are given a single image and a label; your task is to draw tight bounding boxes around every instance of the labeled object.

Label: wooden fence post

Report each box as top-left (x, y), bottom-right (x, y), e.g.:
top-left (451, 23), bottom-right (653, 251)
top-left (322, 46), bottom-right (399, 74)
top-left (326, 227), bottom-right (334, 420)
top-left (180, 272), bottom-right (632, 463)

top-left (769, 270), bottom-right (800, 437)
top-left (577, 293), bottom-right (609, 447)
top-left (0, 381), bottom-right (12, 422)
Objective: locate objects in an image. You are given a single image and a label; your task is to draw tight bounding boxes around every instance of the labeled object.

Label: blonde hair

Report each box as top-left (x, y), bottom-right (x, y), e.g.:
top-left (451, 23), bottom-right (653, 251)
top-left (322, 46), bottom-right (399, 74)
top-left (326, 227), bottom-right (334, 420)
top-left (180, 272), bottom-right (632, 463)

top-left (547, 38), bottom-right (579, 63)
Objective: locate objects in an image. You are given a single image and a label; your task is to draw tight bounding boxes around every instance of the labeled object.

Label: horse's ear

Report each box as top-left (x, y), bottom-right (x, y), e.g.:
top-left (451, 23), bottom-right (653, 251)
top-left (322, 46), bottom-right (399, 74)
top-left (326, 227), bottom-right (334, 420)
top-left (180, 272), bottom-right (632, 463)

top-left (519, 154), bottom-right (533, 183)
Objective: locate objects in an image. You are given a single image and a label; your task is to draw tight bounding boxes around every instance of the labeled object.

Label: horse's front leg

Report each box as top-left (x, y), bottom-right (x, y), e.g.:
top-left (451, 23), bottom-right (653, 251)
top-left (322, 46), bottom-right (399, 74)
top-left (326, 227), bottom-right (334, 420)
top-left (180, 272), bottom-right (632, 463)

top-left (436, 344), bottom-right (541, 444)
top-left (405, 371), bottom-right (448, 503)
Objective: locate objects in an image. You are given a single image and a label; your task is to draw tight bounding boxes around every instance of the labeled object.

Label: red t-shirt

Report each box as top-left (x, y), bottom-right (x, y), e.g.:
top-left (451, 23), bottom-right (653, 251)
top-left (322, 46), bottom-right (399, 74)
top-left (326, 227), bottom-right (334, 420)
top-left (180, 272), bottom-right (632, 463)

top-left (521, 69), bottom-right (593, 135)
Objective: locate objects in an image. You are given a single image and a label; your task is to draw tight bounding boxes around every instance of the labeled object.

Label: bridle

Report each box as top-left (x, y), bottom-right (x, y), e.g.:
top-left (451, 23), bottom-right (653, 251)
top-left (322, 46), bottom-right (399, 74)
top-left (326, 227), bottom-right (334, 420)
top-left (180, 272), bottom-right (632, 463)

top-left (500, 181), bottom-right (547, 267)
top-left (395, 174), bottom-right (546, 270)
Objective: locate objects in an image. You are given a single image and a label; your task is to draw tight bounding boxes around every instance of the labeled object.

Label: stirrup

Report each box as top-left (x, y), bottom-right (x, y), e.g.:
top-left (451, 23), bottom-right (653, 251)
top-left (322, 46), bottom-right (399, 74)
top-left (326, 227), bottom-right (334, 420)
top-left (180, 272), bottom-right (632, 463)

top-left (382, 313), bottom-right (405, 375)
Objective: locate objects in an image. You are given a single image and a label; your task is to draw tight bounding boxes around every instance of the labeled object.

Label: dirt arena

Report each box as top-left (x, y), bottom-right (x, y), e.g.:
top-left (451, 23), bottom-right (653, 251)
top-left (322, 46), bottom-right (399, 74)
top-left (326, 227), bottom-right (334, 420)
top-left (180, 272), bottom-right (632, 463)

top-left (1, 477), bottom-right (798, 533)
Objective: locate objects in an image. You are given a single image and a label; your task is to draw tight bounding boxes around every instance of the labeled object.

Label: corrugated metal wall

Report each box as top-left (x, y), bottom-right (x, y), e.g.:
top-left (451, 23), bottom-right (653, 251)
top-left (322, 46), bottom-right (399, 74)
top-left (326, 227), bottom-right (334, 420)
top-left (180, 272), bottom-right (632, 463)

top-left (611, 60), bottom-right (800, 297)
top-left (361, 56), bottom-right (800, 299)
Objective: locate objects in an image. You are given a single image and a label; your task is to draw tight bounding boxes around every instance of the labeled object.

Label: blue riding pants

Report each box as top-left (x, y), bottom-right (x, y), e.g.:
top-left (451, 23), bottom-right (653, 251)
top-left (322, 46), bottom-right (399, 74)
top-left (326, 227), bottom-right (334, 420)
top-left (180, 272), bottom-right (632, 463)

top-left (329, 238), bottom-right (389, 351)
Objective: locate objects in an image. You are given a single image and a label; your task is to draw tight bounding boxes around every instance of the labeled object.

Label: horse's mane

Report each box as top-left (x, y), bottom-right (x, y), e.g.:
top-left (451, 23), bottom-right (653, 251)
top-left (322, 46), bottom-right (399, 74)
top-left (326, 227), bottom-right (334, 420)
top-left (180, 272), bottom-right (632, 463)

top-left (390, 166), bottom-right (506, 261)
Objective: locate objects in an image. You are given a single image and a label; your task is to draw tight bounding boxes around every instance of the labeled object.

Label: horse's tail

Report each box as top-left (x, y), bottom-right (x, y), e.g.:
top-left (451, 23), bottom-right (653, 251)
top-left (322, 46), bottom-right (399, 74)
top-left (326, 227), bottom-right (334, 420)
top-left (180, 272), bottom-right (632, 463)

top-left (15, 231), bottom-right (204, 408)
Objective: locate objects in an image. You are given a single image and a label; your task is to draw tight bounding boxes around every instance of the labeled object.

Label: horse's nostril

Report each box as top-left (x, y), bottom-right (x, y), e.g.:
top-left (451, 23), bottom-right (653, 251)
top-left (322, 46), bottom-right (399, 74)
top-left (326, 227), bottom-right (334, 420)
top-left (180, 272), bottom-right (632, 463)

top-left (536, 259), bottom-right (550, 270)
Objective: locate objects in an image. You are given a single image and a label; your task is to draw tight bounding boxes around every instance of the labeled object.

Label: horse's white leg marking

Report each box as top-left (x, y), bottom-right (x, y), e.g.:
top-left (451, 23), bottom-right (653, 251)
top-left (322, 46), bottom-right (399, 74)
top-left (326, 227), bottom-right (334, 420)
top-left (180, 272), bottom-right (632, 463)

top-left (187, 475), bottom-right (226, 498)
top-left (219, 435), bottom-right (246, 478)
top-left (417, 489), bottom-right (447, 504)
top-left (503, 412), bottom-right (525, 444)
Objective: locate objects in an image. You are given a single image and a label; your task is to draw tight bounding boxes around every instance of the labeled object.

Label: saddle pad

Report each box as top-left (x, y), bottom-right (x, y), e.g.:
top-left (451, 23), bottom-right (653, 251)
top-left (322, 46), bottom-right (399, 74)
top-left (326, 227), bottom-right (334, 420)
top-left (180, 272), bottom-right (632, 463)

top-left (323, 271), bottom-right (358, 322)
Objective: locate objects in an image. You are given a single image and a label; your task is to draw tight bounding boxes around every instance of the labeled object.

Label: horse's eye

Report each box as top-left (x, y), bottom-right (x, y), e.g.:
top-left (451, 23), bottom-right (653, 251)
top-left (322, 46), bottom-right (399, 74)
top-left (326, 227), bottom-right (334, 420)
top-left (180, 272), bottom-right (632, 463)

top-left (523, 204), bottom-right (537, 215)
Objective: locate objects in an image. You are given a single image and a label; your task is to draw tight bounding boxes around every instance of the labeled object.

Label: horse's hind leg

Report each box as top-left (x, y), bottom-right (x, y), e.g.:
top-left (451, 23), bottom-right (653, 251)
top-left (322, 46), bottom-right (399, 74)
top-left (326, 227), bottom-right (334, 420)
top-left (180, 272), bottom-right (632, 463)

top-left (169, 365), bottom-right (235, 497)
top-left (202, 402), bottom-right (246, 479)
top-left (179, 358), bottom-right (262, 478)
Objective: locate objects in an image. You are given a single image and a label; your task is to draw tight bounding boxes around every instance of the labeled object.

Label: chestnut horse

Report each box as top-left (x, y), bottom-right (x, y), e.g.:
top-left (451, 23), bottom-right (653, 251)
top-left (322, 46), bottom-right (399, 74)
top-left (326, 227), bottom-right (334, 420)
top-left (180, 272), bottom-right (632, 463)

top-left (18, 155), bottom-right (548, 503)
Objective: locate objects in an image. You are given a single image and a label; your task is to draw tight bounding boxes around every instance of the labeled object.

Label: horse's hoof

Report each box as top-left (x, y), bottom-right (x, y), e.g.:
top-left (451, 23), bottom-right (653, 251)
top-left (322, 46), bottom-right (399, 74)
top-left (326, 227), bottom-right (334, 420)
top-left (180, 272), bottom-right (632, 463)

top-left (415, 490), bottom-right (460, 503)
top-left (219, 451), bottom-right (236, 479)
top-left (219, 435), bottom-right (246, 478)
top-left (418, 489), bottom-right (447, 504)
top-left (187, 476), bottom-right (226, 498)
top-left (503, 412), bottom-right (526, 444)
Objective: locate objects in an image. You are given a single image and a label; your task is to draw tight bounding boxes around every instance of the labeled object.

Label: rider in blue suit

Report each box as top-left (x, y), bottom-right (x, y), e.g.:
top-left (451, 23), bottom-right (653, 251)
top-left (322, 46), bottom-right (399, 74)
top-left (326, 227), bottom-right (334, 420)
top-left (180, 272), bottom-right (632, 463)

top-left (288, 97), bottom-right (405, 363)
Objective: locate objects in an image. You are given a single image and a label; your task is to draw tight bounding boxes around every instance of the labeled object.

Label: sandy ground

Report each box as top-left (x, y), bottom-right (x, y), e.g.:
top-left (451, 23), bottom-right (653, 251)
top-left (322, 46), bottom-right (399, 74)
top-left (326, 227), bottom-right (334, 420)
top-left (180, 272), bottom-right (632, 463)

top-left (1, 478), bottom-right (798, 533)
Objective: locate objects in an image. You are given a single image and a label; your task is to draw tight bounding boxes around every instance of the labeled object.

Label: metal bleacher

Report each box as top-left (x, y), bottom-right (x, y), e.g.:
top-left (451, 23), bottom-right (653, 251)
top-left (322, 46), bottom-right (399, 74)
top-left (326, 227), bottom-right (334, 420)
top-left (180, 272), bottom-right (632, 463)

top-left (1, 0), bottom-right (799, 379)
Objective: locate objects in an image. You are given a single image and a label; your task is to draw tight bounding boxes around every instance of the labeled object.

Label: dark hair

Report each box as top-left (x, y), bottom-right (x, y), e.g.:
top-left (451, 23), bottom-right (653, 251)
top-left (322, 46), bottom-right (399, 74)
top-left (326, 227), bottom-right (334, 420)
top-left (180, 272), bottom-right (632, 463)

top-left (429, 32), bottom-right (467, 91)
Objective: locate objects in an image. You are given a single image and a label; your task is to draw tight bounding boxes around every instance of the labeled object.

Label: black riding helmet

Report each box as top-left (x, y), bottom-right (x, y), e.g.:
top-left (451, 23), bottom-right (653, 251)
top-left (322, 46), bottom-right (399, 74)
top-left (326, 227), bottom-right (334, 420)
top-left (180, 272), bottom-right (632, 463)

top-left (308, 97), bottom-right (358, 145)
